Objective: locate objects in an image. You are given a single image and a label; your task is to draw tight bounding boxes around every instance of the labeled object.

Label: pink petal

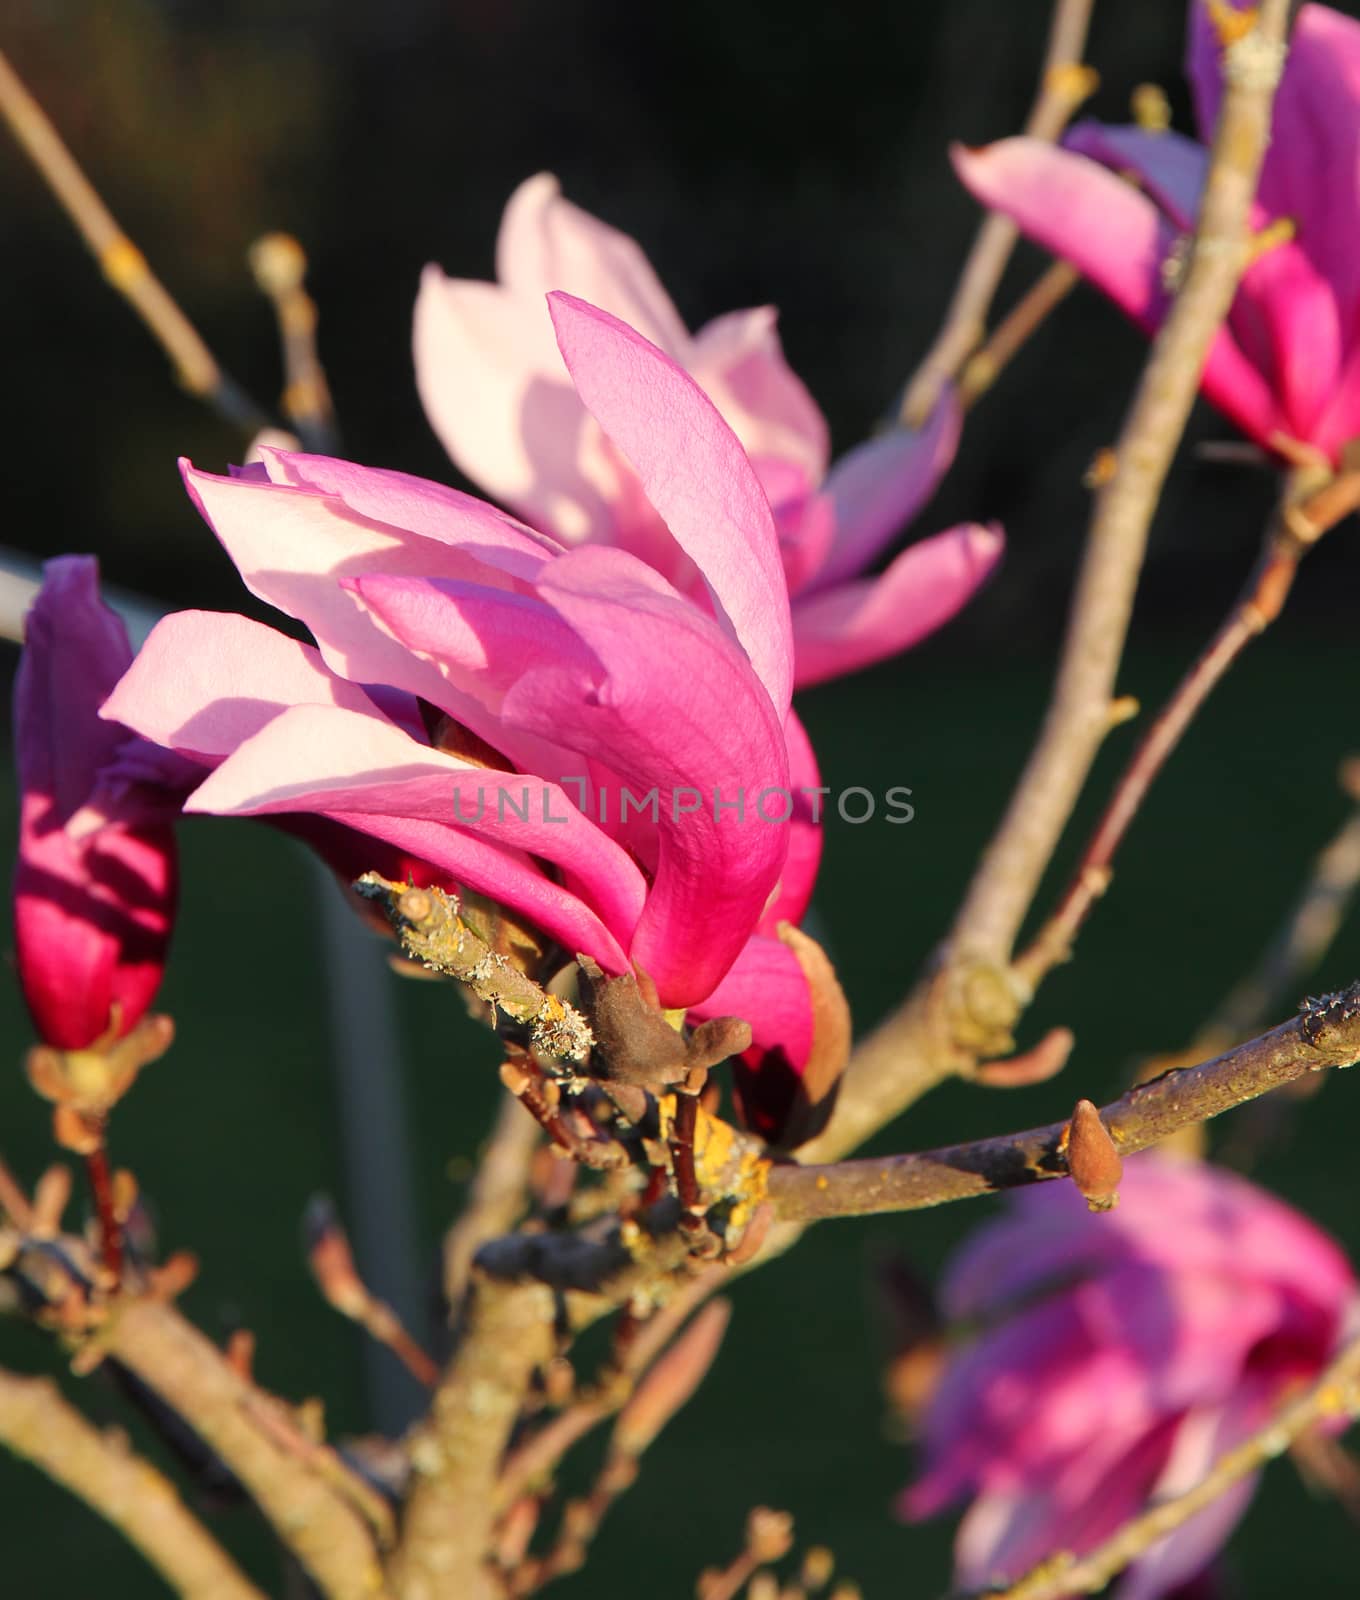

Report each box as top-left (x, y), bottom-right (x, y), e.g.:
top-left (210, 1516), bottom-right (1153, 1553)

top-left (1064, 124), bottom-right (1208, 231)
top-left (547, 293), bottom-right (795, 718)
top-left (693, 930), bottom-right (813, 1065)
top-left (413, 269), bottom-right (627, 542)
top-left (813, 389), bottom-right (962, 588)
top-left (952, 139), bottom-right (1285, 449)
top-left (101, 611), bottom-right (380, 764)
top-left (496, 172), bottom-right (691, 356)
top-left (790, 522), bottom-right (1002, 688)
top-left (689, 305), bottom-right (829, 485)
top-left (760, 708), bottom-right (823, 930)
top-left (184, 703), bottom-right (640, 966)
top-left (502, 546), bottom-right (790, 1005)
top-left (1233, 238), bottom-right (1343, 442)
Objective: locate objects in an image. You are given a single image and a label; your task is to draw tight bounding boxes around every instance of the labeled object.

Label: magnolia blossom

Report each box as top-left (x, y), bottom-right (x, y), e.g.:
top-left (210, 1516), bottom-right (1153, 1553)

top-left (903, 1156), bottom-right (1358, 1599)
top-left (954, 2), bottom-right (1360, 465)
top-left (104, 293), bottom-right (828, 1093)
top-left (415, 173), bottom-right (1002, 688)
top-left (13, 558), bottom-right (178, 1050)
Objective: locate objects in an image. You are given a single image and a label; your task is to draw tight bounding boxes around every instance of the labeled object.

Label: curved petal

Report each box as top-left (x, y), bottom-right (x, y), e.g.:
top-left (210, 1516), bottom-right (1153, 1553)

top-left (1064, 123), bottom-right (1208, 231)
top-left (547, 293), bottom-right (795, 717)
top-left (693, 930), bottom-right (813, 1065)
top-left (1232, 237), bottom-right (1343, 444)
top-left (502, 546), bottom-right (790, 1005)
top-left (812, 389), bottom-right (963, 589)
top-left (414, 269), bottom-right (626, 542)
top-left (760, 707), bottom-right (823, 930)
top-left (689, 305), bottom-right (829, 485)
top-left (496, 172), bottom-right (691, 356)
top-left (790, 523), bottom-right (1002, 688)
top-left (184, 703), bottom-right (639, 966)
top-left (101, 611), bottom-right (380, 764)
top-left (952, 139), bottom-right (1285, 448)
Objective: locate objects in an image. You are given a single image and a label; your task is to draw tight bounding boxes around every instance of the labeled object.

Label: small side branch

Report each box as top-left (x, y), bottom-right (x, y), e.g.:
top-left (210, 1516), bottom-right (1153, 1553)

top-left (973, 1333), bottom-right (1360, 1599)
top-left (771, 985), bottom-right (1360, 1222)
top-left (0, 50), bottom-right (268, 432)
top-left (899, 0), bottom-right (1097, 425)
top-left (0, 1365), bottom-right (264, 1600)
top-left (443, 1090), bottom-right (541, 1309)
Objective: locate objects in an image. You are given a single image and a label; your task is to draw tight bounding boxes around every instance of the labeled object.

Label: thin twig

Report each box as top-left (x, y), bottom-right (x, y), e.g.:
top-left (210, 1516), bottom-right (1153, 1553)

top-left (0, 1365), bottom-right (265, 1600)
top-left (84, 1141), bottom-right (123, 1285)
top-left (443, 1090), bottom-right (541, 1310)
top-left (899, 0), bottom-right (1097, 425)
top-left (249, 232), bottom-right (339, 452)
top-left (959, 260), bottom-right (1081, 409)
top-left (0, 50), bottom-right (268, 432)
top-left (101, 1298), bottom-right (391, 1600)
top-left (770, 983), bottom-right (1360, 1222)
top-left (972, 1333), bottom-right (1360, 1599)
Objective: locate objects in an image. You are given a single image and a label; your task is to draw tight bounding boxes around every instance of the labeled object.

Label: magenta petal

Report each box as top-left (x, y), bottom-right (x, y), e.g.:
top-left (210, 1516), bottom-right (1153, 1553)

top-left (101, 611), bottom-right (380, 764)
top-left (547, 292), bottom-right (795, 717)
top-left (760, 708), bottom-right (823, 931)
top-left (692, 931), bottom-right (813, 1065)
top-left (812, 389), bottom-right (963, 589)
top-left (500, 546), bottom-right (790, 1005)
top-left (952, 139), bottom-right (1174, 332)
top-left (689, 304), bottom-right (829, 486)
top-left (1235, 239), bottom-right (1343, 441)
top-left (185, 703), bottom-right (640, 965)
top-left (791, 522), bottom-right (1002, 688)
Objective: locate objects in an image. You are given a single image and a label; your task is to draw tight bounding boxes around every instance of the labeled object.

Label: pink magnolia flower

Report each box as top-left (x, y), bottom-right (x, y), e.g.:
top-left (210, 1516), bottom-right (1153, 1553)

top-left (104, 293), bottom-right (827, 1095)
top-left (903, 1155), bottom-right (1357, 1599)
top-left (13, 558), bottom-right (178, 1051)
top-left (954, 3), bottom-right (1360, 465)
top-left (414, 173), bottom-right (1002, 688)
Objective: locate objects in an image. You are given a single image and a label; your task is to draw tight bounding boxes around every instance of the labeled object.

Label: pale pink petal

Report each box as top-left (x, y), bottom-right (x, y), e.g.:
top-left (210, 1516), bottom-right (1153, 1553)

top-left (184, 703), bottom-right (641, 963)
top-left (503, 546), bottom-right (790, 1005)
top-left (790, 523), bottom-right (1002, 688)
top-left (413, 269), bottom-right (624, 542)
top-left (547, 293), bottom-right (795, 717)
top-left (812, 390), bottom-right (962, 588)
top-left (689, 305), bottom-right (829, 484)
top-left (496, 172), bottom-right (691, 356)
top-left (101, 611), bottom-right (379, 764)
top-left (259, 448), bottom-right (556, 575)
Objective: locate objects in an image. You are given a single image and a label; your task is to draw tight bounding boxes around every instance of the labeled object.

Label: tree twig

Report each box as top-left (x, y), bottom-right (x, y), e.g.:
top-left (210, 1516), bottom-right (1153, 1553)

top-left (970, 1331), bottom-right (1360, 1599)
top-left (443, 1090), bottom-right (541, 1310)
top-left (899, 0), bottom-right (1097, 426)
top-left (0, 1364), bottom-right (266, 1600)
top-left (0, 49), bottom-right (269, 433)
top-left (100, 1298), bottom-right (390, 1600)
top-left (249, 232), bottom-right (339, 453)
top-left (959, 260), bottom-right (1081, 409)
top-left (770, 984), bottom-right (1360, 1223)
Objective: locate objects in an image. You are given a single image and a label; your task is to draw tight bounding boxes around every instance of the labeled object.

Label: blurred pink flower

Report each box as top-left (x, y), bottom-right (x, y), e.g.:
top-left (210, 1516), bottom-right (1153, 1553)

top-left (415, 173), bottom-right (1002, 688)
top-left (13, 558), bottom-right (178, 1050)
top-left (954, 3), bottom-right (1360, 465)
top-left (104, 293), bottom-right (825, 1086)
top-left (903, 1155), bottom-right (1357, 1599)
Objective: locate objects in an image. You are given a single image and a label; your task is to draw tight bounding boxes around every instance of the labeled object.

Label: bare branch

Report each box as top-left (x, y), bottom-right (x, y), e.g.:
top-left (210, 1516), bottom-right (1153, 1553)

top-left (249, 233), bottom-right (339, 453)
top-left (899, 0), bottom-right (1097, 426)
top-left (972, 1333), bottom-right (1360, 1599)
top-left (0, 50), bottom-right (268, 432)
top-left (443, 1090), bottom-right (541, 1309)
top-left (0, 1365), bottom-right (264, 1599)
top-left (771, 985), bottom-right (1360, 1223)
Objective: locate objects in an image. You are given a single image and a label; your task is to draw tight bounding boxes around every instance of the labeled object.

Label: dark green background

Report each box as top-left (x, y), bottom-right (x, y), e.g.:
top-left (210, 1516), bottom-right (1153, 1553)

top-left (2, 0), bottom-right (1359, 1593)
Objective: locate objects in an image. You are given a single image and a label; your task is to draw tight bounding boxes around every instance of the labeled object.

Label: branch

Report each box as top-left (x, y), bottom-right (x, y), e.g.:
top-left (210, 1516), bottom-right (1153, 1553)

top-left (770, 984), bottom-right (1360, 1223)
top-left (973, 1332), bottom-right (1360, 1599)
top-left (249, 232), bottom-right (339, 453)
top-left (805, 0), bottom-right (1295, 1160)
top-left (958, 260), bottom-right (1080, 409)
top-left (0, 1365), bottom-right (264, 1599)
top-left (390, 1278), bottom-right (557, 1600)
top-left (0, 50), bottom-right (268, 433)
top-left (101, 1298), bottom-right (390, 1600)
top-left (443, 1090), bottom-right (541, 1310)
top-left (899, 0), bottom-right (1097, 426)
top-left (949, 0), bottom-right (1292, 968)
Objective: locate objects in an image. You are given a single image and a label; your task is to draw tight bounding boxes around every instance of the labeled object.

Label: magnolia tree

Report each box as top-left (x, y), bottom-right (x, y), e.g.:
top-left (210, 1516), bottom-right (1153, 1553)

top-left (4, 2), bottom-right (1360, 1597)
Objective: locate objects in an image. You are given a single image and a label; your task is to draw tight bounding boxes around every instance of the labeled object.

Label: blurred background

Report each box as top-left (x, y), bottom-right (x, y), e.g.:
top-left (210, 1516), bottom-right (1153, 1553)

top-left (2, 0), bottom-right (1359, 1592)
